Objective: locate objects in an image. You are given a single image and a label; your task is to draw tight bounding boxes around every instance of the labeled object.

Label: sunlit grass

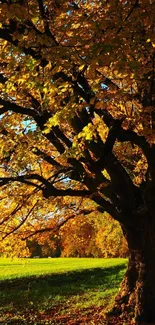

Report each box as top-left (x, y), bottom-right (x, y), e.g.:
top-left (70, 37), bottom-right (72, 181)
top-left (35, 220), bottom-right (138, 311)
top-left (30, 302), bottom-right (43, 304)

top-left (0, 257), bottom-right (126, 280)
top-left (0, 258), bottom-right (127, 324)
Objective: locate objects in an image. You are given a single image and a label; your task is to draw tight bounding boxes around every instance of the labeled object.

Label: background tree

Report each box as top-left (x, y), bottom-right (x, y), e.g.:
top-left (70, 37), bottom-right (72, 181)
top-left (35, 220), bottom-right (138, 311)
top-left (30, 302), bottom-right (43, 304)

top-left (0, 234), bottom-right (30, 258)
top-left (41, 212), bottom-right (128, 258)
top-left (0, 0), bottom-right (155, 323)
top-left (0, 210), bottom-right (128, 258)
top-left (60, 213), bottom-right (103, 257)
top-left (96, 214), bottom-right (128, 258)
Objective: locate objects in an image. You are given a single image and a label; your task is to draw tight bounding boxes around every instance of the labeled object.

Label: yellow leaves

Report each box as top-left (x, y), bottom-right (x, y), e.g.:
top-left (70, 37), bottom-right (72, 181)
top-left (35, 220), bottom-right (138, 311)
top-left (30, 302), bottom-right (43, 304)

top-left (117, 102), bottom-right (126, 115)
top-left (102, 169), bottom-right (111, 181)
top-left (79, 64), bottom-right (85, 71)
top-left (130, 73), bottom-right (135, 79)
top-left (58, 82), bottom-right (70, 93)
top-left (93, 113), bottom-right (109, 142)
top-left (16, 74), bottom-right (30, 86)
top-left (133, 175), bottom-right (143, 185)
top-left (72, 23), bottom-right (81, 29)
top-left (5, 82), bottom-right (16, 92)
top-left (43, 87), bottom-right (49, 95)
top-left (66, 30), bottom-right (74, 37)
top-left (43, 114), bottom-right (60, 134)
top-left (31, 16), bottom-right (39, 25)
top-left (0, 235), bottom-right (30, 258)
top-left (146, 38), bottom-right (155, 48)
top-left (43, 83), bottom-right (57, 95)
top-left (78, 123), bottom-right (95, 141)
top-left (66, 22), bottom-right (81, 36)
top-left (133, 153), bottom-right (148, 185)
top-left (96, 215), bottom-right (128, 258)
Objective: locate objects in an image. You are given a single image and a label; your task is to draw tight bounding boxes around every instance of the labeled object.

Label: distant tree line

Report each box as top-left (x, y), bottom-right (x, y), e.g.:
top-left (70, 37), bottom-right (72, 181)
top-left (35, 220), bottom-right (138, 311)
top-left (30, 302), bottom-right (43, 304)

top-left (27, 213), bottom-right (128, 258)
top-left (0, 213), bottom-right (128, 258)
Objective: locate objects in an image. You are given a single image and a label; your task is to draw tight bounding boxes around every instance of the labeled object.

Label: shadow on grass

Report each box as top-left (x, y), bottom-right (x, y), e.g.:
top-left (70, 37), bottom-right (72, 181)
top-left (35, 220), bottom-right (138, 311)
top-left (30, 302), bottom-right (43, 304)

top-left (0, 264), bottom-right (127, 324)
top-left (0, 264), bottom-right (126, 307)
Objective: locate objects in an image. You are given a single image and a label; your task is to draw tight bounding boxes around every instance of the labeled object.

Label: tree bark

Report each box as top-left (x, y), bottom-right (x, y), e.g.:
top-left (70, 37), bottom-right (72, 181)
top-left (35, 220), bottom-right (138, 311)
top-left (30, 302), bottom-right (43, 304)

top-left (113, 214), bottom-right (155, 324)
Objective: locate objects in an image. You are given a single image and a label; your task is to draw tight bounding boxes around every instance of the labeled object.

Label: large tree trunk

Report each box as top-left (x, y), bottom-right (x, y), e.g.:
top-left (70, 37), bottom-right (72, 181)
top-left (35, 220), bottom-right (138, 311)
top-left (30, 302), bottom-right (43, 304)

top-left (113, 213), bottom-right (155, 324)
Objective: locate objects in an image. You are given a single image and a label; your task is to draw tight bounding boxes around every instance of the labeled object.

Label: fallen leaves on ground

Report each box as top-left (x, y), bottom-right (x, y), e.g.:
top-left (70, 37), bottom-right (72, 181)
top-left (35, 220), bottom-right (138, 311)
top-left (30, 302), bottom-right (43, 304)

top-left (1, 304), bottom-right (134, 325)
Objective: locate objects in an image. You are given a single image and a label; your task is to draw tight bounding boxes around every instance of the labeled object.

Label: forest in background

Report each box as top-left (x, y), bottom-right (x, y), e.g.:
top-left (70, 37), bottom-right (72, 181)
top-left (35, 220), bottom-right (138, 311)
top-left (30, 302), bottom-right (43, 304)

top-left (1, 212), bottom-right (128, 258)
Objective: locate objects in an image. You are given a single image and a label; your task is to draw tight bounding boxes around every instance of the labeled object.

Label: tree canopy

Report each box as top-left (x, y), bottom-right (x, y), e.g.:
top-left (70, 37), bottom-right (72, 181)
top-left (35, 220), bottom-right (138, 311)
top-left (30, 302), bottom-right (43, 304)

top-left (0, 0), bottom-right (154, 237)
top-left (0, 1), bottom-right (155, 323)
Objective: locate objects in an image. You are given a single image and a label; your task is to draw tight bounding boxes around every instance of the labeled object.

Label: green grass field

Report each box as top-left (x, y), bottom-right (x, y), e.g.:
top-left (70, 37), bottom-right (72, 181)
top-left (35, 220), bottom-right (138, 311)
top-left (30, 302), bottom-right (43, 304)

top-left (0, 258), bottom-right (127, 325)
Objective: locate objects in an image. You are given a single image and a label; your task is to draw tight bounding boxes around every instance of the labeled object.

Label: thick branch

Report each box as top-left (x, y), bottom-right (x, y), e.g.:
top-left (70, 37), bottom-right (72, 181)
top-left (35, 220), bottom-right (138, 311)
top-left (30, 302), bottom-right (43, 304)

top-left (0, 174), bottom-right (90, 198)
top-left (91, 193), bottom-right (120, 221)
top-left (95, 108), bottom-right (150, 158)
top-left (117, 128), bottom-right (150, 159)
top-left (0, 98), bottom-right (66, 153)
top-left (52, 126), bottom-right (72, 148)
top-left (32, 148), bottom-right (61, 167)
top-left (0, 73), bottom-right (7, 84)
top-left (0, 98), bottom-right (38, 118)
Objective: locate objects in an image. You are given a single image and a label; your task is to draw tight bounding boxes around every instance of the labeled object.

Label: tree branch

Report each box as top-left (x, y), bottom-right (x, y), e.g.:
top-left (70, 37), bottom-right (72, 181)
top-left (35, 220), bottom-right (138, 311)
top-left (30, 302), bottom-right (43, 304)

top-left (0, 73), bottom-right (7, 84)
top-left (2, 201), bottom-right (38, 239)
top-left (0, 98), bottom-right (66, 153)
top-left (0, 98), bottom-right (38, 118)
top-left (22, 207), bottom-right (104, 239)
top-left (36, 0), bottom-right (59, 44)
top-left (95, 107), bottom-right (150, 158)
top-left (0, 174), bottom-right (90, 198)
top-left (32, 148), bottom-right (61, 168)
top-left (91, 193), bottom-right (120, 221)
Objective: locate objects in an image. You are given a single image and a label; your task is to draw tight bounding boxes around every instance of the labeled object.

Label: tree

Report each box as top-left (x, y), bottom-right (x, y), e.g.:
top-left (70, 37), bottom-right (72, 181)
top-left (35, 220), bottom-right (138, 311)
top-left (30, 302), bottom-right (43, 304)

top-left (96, 214), bottom-right (128, 258)
top-left (58, 212), bottom-right (102, 257)
top-left (58, 211), bottom-right (128, 258)
top-left (1, 210), bottom-right (127, 258)
top-left (0, 234), bottom-right (30, 258)
top-left (0, 0), bottom-right (155, 323)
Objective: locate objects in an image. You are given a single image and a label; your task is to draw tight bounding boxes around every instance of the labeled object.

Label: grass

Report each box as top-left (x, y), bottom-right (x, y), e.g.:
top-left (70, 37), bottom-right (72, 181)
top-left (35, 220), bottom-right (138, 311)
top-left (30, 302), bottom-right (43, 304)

top-left (0, 258), bottom-right (127, 324)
